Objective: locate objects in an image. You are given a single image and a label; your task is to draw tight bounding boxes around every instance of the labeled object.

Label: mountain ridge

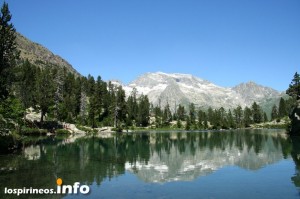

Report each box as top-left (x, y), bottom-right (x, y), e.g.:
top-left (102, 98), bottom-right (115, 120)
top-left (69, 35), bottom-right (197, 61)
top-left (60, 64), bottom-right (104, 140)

top-left (113, 72), bottom-right (284, 112)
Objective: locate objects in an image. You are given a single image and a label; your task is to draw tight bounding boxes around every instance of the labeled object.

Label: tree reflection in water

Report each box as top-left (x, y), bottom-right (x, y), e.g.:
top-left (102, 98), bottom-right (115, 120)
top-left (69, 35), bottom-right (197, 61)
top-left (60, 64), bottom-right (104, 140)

top-left (0, 129), bottom-right (297, 198)
top-left (290, 136), bottom-right (300, 188)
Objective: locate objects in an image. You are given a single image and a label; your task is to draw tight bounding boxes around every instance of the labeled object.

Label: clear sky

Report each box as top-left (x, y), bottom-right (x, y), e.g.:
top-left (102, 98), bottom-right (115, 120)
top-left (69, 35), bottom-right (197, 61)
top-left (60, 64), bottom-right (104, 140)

top-left (3, 0), bottom-right (300, 91)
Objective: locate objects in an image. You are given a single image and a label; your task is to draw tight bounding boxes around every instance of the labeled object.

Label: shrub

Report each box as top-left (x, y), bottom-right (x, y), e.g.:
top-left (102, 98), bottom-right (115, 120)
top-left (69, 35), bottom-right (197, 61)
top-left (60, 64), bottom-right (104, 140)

top-left (56, 129), bottom-right (70, 134)
top-left (21, 128), bottom-right (47, 135)
top-left (112, 127), bottom-right (123, 132)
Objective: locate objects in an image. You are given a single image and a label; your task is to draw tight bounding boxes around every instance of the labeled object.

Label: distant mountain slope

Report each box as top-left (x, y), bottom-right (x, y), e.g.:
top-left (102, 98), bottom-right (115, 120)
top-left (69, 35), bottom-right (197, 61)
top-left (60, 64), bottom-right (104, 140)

top-left (15, 32), bottom-right (80, 76)
top-left (232, 81), bottom-right (281, 106)
top-left (117, 72), bottom-right (283, 111)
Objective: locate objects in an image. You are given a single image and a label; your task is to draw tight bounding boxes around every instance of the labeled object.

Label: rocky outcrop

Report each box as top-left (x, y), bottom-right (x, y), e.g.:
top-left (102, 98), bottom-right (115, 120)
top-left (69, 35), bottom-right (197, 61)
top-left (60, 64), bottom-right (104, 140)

top-left (289, 100), bottom-right (300, 135)
top-left (61, 122), bottom-right (85, 134)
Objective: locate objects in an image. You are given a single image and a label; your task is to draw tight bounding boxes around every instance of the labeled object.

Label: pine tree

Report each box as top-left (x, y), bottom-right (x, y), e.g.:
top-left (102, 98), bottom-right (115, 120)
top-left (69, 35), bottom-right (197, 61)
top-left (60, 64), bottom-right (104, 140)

top-left (88, 95), bottom-right (97, 128)
top-left (162, 103), bottom-right (172, 126)
top-left (285, 97), bottom-right (296, 116)
top-left (203, 117), bottom-right (208, 129)
top-left (219, 107), bottom-right (227, 129)
top-left (197, 110), bottom-right (206, 129)
top-left (64, 73), bottom-right (77, 122)
top-left (136, 95), bottom-right (150, 127)
top-left (114, 85), bottom-right (126, 128)
top-left (177, 104), bottom-right (185, 121)
top-left (271, 105), bottom-right (278, 121)
top-left (17, 60), bottom-right (37, 109)
top-left (227, 109), bottom-right (235, 128)
top-left (154, 106), bottom-right (162, 128)
top-left (251, 102), bottom-right (262, 123)
top-left (53, 68), bottom-right (64, 120)
top-left (36, 68), bottom-right (55, 123)
top-left (94, 76), bottom-right (104, 122)
top-left (79, 77), bottom-right (88, 124)
top-left (243, 106), bottom-right (252, 127)
top-left (127, 88), bottom-right (138, 126)
top-left (286, 72), bottom-right (300, 100)
top-left (177, 118), bottom-right (182, 128)
top-left (278, 97), bottom-right (287, 118)
top-left (0, 2), bottom-right (19, 100)
top-left (207, 107), bottom-right (214, 124)
top-left (185, 116), bottom-right (191, 130)
top-left (189, 103), bottom-right (196, 125)
top-left (233, 105), bottom-right (243, 128)
top-left (263, 112), bottom-right (268, 122)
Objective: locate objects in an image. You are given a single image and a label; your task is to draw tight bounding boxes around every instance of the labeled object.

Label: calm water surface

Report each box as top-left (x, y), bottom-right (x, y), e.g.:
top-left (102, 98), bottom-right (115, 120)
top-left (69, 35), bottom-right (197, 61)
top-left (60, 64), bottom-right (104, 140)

top-left (1, 129), bottom-right (300, 199)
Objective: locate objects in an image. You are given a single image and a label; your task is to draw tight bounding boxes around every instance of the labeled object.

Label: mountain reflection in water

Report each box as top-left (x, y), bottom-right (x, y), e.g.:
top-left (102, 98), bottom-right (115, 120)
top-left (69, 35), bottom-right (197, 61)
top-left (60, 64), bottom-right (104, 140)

top-left (0, 129), bottom-right (299, 198)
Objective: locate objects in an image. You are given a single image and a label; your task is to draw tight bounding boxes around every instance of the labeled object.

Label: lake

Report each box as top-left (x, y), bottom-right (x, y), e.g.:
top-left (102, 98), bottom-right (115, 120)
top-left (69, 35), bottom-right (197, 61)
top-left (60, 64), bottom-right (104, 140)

top-left (1, 129), bottom-right (300, 199)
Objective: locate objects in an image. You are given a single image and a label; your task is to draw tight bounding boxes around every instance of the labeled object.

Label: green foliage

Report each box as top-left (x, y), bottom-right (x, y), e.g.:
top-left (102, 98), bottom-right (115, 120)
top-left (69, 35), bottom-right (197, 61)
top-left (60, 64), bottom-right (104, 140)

top-left (197, 109), bottom-right (206, 129)
top-left (16, 60), bottom-right (38, 109)
top-left (271, 105), bottom-right (278, 121)
top-left (36, 67), bottom-right (55, 123)
top-left (127, 88), bottom-right (138, 126)
top-left (243, 106), bottom-right (252, 127)
top-left (154, 106), bottom-right (162, 128)
top-left (278, 97), bottom-right (287, 118)
top-left (56, 70), bottom-right (82, 123)
top-left (177, 104), bottom-right (185, 121)
top-left (162, 103), bottom-right (172, 126)
top-left (0, 2), bottom-right (19, 100)
top-left (114, 85), bottom-right (127, 127)
top-left (252, 102), bottom-right (263, 123)
top-left (0, 96), bottom-right (24, 136)
top-left (112, 127), bottom-right (123, 132)
top-left (189, 103), bottom-right (196, 124)
top-left (0, 96), bottom-right (24, 121)
top-left (233, 105), bottom-right (243, 128)
top-left (286, 72), bottom-right (300, 100)
top-left (185, 117), bottom-right (191, 130)
top-left (177, 119), bottom-right (182, 128)
top-left (136, 95), bottom-right (150, 127)
top-left (55, 129), bottom-right (70, 134)
top-left (263, 112), bottom-right (268, 122)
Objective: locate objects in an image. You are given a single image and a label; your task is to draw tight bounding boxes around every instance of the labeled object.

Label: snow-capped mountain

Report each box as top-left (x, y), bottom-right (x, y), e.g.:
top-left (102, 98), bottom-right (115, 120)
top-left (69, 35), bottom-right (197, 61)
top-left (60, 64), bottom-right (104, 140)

top-left (113, 72), bottom-right (282, 110)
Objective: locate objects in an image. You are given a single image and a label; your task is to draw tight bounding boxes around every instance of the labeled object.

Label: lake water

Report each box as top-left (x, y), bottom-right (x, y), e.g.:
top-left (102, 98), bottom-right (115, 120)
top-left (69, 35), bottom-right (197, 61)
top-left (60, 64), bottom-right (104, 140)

top-left (1, 129), bottom-right (300, 199)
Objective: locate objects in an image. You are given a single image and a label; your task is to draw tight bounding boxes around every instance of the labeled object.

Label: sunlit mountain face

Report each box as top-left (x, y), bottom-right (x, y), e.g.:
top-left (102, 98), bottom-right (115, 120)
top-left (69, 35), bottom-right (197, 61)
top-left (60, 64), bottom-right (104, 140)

top-left (115, 72), bottom-right (283, 112)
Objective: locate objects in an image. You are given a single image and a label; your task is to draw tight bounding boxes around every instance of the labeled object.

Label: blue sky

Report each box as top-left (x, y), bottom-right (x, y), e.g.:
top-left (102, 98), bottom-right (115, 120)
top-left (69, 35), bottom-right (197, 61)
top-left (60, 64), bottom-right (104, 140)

top-left (3, 0), bottom-right (300, 91)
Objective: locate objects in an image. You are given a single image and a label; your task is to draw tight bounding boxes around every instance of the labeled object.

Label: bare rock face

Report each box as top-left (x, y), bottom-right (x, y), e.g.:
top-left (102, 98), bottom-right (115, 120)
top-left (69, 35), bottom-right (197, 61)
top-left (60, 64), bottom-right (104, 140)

top-left (289, 100), bottom-right (300, 135)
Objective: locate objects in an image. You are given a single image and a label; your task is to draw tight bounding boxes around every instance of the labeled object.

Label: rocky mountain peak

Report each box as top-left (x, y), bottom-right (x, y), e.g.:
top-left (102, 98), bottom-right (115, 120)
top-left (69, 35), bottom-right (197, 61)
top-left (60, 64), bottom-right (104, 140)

top-left (115, 72), bottom-right (283, 112)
